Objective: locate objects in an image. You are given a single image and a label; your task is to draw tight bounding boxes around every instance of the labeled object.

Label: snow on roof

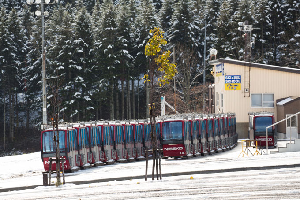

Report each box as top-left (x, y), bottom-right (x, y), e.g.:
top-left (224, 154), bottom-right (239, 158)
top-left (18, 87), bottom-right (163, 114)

top-left (219, 58), bottom-right (300, 74)
top-left (277, 97), bottom-right (293, 105)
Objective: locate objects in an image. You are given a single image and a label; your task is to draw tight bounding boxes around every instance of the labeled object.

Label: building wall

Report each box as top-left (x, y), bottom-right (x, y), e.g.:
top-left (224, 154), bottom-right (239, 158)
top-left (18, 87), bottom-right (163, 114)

top-left (277, 100), bottom-right (300, 135)
top-left (213, 61), bottom-right (300, 138)
top-left (277, 105), bottom-right (285, 133)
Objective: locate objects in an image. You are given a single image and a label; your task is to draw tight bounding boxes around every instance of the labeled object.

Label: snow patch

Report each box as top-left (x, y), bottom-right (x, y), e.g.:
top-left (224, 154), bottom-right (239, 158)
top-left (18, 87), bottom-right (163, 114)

top-left (277, 97), bottom-right (293, 105)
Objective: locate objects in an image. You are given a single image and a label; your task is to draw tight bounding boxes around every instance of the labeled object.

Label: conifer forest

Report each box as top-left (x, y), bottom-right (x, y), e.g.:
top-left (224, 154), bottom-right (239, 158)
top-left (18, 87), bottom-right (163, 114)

top-left (0, 0), bottom-right (299, 151)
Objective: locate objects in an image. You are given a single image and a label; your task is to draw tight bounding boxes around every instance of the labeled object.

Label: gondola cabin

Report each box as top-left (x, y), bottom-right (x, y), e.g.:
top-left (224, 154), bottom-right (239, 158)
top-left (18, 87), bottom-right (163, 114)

top-left (41, 126), bottom-right (79, 172)
top-left (161, 117), bottom-right (192, 158)
top-left (249, 112), bottom-right (277, 147)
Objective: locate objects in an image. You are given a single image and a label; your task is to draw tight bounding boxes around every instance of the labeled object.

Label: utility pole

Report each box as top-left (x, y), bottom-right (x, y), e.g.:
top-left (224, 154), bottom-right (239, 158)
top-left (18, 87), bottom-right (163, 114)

top-left (173, 46), bottom-right (176, 113)
top-left (41, 0), bottom-right (47, 127)
top-left (203, 1), bottom-right (207, 113)
top-left (238, 21), bottom-right (255, 62)
top-left (27, 0), bottom-right (59, 129)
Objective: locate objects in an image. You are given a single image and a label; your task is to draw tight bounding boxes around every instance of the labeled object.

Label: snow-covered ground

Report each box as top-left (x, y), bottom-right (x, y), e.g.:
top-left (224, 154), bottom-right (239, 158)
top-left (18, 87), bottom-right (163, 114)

top-left (1, 140), bottom-right (300, 199)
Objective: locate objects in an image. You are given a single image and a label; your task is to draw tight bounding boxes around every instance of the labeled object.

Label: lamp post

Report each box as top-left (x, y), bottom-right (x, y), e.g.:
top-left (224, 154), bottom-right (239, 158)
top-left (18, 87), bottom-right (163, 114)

top-left (27, 0), bottom-right (58, 129)
top-left (27, 0), bottom-right (61, 186)
top-left (203, 0), bottom-right (208, 113)
top-left (238, 21), bottom-right (255, 62)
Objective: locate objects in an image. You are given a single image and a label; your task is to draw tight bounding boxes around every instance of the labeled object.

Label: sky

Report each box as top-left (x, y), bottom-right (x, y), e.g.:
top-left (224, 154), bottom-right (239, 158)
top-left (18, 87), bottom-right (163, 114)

top-left (1, 140), bottom-right (300, 199)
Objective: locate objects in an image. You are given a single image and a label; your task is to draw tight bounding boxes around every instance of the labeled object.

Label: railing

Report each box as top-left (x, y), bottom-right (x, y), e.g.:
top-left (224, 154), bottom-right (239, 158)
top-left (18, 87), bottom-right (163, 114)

top-left (266, 111), bottom-right (300, 154)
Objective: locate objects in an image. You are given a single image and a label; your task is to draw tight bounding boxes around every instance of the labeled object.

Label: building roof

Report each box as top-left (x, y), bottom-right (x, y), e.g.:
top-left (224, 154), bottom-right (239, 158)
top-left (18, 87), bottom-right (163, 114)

top-left (277, 97), bottom-right (294, 105)
top-left (218, 58), bottom-right (300, 74)
top-left (276, 97), bottom-right (300, 106)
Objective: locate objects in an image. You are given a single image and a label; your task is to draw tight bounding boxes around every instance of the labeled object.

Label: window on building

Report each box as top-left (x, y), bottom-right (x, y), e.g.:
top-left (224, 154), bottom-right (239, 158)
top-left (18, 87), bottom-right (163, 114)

top-left (251, 93), bottom-right (274, 108)
top-left (216, 92), bottom-right (219, 106)
top-left (221, 93), bottom-right (223, 108)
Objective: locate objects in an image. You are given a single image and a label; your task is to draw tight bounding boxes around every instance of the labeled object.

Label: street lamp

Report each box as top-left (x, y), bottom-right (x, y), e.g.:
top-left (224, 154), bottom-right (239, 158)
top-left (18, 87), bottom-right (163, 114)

top-left (238, 21), bottom-right (255, 62)
top-left (203, 0), bottom-right (208, 113)
top-left (27, 0), bottom-right (59, 129)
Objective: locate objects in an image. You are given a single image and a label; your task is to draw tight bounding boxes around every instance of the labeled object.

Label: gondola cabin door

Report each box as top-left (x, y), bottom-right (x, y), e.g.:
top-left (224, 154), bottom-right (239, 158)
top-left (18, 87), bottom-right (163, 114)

top-left (124, 124), bottom-right (135, 160)
top-left (200, 119), bottom-right (208, 154)
top-left (184, 121), bottom-right (192, 157)
top-left (78, 127), bottom-right (89, 166)
top-left (115, 125), bottom-right (126, 161)
top-left (134, 124), bottom-right (144, 159)
top-left (103, 126), bottom-right (115, 162)
top-left (192, 120), bottom-right (200, 156)
top-left (89, 126), bottom-right (99, 164)
top-left (67, 129), bottom-right (79, 169)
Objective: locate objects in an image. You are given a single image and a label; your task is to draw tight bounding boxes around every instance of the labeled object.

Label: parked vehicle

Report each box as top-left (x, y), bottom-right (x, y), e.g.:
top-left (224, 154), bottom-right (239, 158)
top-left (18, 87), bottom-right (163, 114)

top-left (248, 112), bottom-right (277, 147)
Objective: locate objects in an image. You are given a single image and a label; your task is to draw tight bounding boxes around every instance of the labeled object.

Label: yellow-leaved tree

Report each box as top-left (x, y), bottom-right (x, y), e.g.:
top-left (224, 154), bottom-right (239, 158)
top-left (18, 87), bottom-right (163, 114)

top-left (144, 27), bottom-right (177, 181)
top-left (144, 27), bottom-right (177, 86)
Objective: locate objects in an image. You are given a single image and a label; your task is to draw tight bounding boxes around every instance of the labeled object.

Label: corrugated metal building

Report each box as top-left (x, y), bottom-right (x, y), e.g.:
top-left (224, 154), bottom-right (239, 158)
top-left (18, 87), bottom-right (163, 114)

top-left (210, 58), bottom-right (300, 138)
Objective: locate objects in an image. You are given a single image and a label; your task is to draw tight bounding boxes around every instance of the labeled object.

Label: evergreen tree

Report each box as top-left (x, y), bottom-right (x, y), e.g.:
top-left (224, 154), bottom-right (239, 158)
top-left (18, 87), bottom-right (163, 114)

top-left (25, 12), bottom-right (44, 126)
top-left (116, 0), bottom-right (134, 120)
top-left (169, 0), bottom-right (194, 46)
top-left (1, 8), bottom-right (26, 140)
top-left (277, 0), bottom-right (300, 68)
top-left (159, 0), bottom-right (174, 36)
top-left (264, 0), bottom-right (285, 65)
top-left (20, 5), bottom-right (36, 129)
top-left (217, 0), bottom-right (241, 60)
top-left (98, 0), bottom-right (119, 120)
top-left (91, 0), bottom-right (105, 120)
top-left (0, 7), bottom-right (9, 131)
top-left (216, 0), bottom-right (233, 58)
top-left (205, 0), bottom-right (221, 51)
top-left (135, 0), bottom-right (157, 118)
top-left (169, 0), bottom-right (200, 110)
top-left (0, 0), bottom-right (23, 11)
top-left (252, 0), bottom-right (269, 63)
top-left (153, 0), bottom-right (162, 11)
top-left (47, 5), bottom-right (78, 122)
top-left (128, 0), bottom-right (144, 119)
top-left (71, 5), bottom-right (94, 121)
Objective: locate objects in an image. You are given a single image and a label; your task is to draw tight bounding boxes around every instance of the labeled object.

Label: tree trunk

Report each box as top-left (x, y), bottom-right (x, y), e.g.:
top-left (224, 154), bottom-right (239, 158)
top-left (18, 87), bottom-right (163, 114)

top-left (15, 93), bottom-right (19, 128)
top-left (115, 82), bottom-right (119, 120)
top-left (77, 98), bottom-right (80, 122)
top-left (121, 78), bottom-right (124, 120)
top-left (9, 90), bottom-right (14, 141)
top-left (137, 76), bottom-right (140, 119)
top-left (98, 100), bottom-right (102, 120)
top-left (3, 96), bottom-right (6, 150)
top-left (82, 88), bottom-right (86, 121)
top-left (145, 81), bottom-right (149, 119)
top-left (132, 79), bottom-right (135, 119)
top-left (127, 78), bottom-right (131, 120)
top-left (96, 100), bottom-right (99, 121)
top-left (110, 81), bottom-right (114, 120)
top-left (26, 98), bottom-right (30, 130)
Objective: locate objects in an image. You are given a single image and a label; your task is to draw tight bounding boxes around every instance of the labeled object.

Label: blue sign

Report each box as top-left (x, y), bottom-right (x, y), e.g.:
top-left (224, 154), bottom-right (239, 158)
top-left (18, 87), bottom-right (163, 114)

top-left (216, 63), bottom-right (224, 77)
top-left (225, 75), bottom-right (241, 90)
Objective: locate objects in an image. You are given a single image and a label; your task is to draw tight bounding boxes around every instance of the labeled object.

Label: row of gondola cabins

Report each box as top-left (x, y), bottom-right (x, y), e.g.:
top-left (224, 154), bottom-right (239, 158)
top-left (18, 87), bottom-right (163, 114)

top-left (41, 113), bottom-right (237, 172)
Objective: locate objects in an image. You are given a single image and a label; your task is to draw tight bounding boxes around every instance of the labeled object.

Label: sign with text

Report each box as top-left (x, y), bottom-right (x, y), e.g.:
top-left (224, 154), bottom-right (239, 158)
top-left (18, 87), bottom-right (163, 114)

top-left (225, 75), bottom-right (241, 90)
top-left (215, 63), bottom-right (224, 77)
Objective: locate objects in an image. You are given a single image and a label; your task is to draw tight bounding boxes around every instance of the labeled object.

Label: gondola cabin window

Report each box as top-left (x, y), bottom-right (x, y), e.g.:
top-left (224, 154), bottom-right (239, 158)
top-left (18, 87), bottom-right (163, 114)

top-left (184, 121), bottom-right (191, 141)
top-left (162, 121), bottom-right (183, 140)
top-left (201, 120), bottom-right (206, 139)
top-left (254, 117), bottom-right (273, 136)
top-left (43, 131), bottom-right (65, 152)
top-left (116, 126), bottom-right (124, 144)
top-left (193, 121), bottom-right (199, 139)
top-left (135, 125), bottom-right (143, 143)
top-left (208, 120), bottom-right (213, 138)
